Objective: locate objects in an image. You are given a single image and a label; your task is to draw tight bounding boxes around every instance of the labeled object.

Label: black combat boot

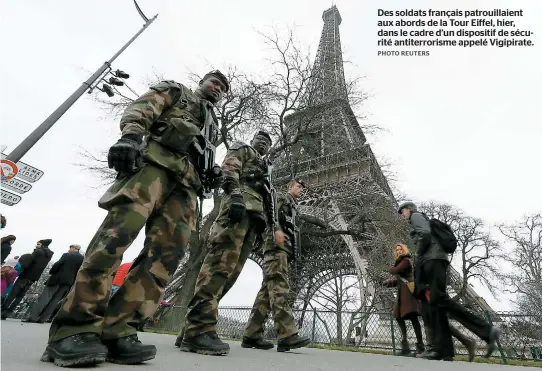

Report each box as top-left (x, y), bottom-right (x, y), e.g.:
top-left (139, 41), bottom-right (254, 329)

top-left (398, 339), bottom-right (411, 356)
top-left (40, 333), bottom-right (108, 367)
top-left (277, 334), bottom-right (311, 352)
top-left (241, 337), bottom-right (274, 350)
top-left (180, 331), bottom-right (230, 355)
top-left (102, 334), bottom-right (157, 364)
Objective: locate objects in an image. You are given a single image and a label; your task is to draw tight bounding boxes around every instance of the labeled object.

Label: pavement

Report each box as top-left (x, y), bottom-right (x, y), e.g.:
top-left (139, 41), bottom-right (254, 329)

top-left (1, 319), bottom-right (538, 370)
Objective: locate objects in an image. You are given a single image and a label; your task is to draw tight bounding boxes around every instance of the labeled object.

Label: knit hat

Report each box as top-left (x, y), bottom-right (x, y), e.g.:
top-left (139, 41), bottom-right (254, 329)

top-left (38, 239), bottom-right (52, 247)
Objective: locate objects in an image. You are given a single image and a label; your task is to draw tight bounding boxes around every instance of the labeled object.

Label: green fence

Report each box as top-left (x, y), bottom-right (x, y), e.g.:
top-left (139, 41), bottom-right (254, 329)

top-left (148, 305), bottom-right (542, 362)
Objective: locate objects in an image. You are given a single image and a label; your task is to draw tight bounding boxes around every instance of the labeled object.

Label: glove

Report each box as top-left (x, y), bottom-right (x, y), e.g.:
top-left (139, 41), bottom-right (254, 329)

top-left (229, 189), bottom-right (246, 224)
top-left (209, 165), bottom-right (223, 189)
top-left (107, 134), bottom-right (143, 173)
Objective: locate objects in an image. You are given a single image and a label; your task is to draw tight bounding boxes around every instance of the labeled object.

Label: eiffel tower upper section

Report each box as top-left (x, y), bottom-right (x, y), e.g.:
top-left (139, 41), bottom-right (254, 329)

top-left (275, 6), bottom-right (393, 200)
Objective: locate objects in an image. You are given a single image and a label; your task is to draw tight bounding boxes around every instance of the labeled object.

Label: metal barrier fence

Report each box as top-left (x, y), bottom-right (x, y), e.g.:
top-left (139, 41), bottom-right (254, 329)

top-left (148, 305), bottom-right (542, 363)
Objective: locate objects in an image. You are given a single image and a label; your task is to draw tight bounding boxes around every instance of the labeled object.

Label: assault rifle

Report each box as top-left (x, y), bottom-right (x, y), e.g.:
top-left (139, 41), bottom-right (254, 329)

top-left (195, 101), bottom-right (219, 200)
top-left (262, 158), bottom-right (278, 243)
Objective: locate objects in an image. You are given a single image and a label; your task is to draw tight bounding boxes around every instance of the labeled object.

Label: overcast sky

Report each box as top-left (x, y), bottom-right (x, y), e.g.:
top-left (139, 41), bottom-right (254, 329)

top-left (1, 0), bottom-right (540, 311)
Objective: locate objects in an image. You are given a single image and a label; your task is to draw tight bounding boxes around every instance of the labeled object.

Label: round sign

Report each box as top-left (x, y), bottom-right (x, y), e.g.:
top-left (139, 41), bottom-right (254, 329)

top-left (1, 159), bottom-right (18, 181)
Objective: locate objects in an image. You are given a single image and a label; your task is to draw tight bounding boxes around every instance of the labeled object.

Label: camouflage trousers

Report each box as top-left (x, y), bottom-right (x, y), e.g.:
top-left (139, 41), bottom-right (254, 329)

top-left (48, 163), bottom-right (198, 342)
top-left (184, 210), bottom-right (263, 337)
top-left (243, 250), bottom-right (297, 340)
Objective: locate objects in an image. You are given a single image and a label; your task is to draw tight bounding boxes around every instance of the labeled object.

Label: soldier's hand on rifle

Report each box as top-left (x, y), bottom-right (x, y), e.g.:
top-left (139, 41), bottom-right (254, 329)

top-left (229, 189), bottom-right (246, 223)
top-left (275, 230), bottom-right (285, 245)
top-left (209, 165), bottom-right (223, 189)
top-left (108, 134), bottom-right (143, 173)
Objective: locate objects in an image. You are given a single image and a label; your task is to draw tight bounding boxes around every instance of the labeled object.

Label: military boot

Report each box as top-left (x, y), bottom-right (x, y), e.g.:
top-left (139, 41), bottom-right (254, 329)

top-left (398, 339), bottom-right (411, 356)
top-left (180, 331), bottom-right (230, 355)
top-left (277, 334), bottom-right (311, 352)
top-left (40, 333), bottom-right (108, 367)
top-left (102, 335), bottom-right (157, 364)
top-left (241, 337), bottom-right (274, 350)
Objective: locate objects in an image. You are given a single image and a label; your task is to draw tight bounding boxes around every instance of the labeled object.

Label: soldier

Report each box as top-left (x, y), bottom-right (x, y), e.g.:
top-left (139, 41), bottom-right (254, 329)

top-left (41, 70), bottom-right (229, 367)
top-left (180, 130), bottom-right (274, 355)
top-left (242, 178), bottom-right (311, 352)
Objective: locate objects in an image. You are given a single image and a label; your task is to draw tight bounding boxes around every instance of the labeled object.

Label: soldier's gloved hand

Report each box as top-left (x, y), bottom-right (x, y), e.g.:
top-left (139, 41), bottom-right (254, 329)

top-left (209, 165), bottom-right (223, 189)
top-left (229, 189), bottom-right (246, 224)
top-left (107, 134), bottom-right (143, 173)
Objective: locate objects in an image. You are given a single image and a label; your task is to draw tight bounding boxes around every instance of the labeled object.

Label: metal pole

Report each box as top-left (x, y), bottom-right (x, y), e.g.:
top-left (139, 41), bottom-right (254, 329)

top-left (6, 13), bottom-right (158, 163)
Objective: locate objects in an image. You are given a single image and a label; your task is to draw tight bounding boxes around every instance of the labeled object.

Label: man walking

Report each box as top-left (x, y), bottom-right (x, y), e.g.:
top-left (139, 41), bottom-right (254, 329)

top-left (242, 178), bottom-right (311, 352)
top-left (41, 70), bottom-right (229, 367)
top-left (2, 239), bottom-right (54, 319)
top-left (398, 201), bottom-right (500, 361)
top-left (181, 130), bottom-right (275, 355)
top-left (24, 244), bottom-right (84, 323)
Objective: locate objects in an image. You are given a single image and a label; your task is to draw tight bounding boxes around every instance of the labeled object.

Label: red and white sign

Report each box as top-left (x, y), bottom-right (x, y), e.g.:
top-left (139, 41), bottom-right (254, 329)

top-left (1, 159), bottom-right (18, 181)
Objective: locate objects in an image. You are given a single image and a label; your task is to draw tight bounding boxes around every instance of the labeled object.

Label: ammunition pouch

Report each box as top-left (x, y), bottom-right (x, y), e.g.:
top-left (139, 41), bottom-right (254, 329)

top-left (149, 120), bottom-right (206, 167)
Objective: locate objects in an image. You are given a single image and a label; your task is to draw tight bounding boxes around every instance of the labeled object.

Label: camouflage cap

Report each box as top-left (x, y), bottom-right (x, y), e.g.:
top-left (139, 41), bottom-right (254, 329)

top-left (202, 70), bottom-right (230, 93)
top-left (254, 130), bottom-right (272, 145)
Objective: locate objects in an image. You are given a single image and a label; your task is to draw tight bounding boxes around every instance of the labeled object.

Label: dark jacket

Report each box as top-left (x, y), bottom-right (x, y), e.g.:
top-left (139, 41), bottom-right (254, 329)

top-left (1, 242), bottom-right (12, 264)
top-left (45, 251), bottom-right (84, 286)
top-left (18, 247), bottom-right (54, 282)
top-left (409, 212), bottom-right (449, 264)
top-left (383, 255), bottom-right (420, 319)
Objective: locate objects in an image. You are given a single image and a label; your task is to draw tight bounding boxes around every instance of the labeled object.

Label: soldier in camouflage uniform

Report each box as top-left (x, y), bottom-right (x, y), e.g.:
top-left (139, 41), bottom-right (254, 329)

top-left (180, 130), bottom-right (274, 355)
top-left (41, 70), bottom-right (229, 368)
top-left (242, 179), bottom-right (311, 352)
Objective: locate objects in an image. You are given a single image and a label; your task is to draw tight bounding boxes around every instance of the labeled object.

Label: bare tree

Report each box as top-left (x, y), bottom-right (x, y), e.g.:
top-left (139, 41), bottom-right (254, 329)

top-left (497, 213), bottom-right (542, 314)
top-left (419, 201), bottom-right (501, 299)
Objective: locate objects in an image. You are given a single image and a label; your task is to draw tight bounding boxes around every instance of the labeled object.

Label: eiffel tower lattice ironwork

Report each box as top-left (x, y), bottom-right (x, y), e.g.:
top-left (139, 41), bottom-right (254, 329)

top-left (247, 5), bottom-right (496, 318)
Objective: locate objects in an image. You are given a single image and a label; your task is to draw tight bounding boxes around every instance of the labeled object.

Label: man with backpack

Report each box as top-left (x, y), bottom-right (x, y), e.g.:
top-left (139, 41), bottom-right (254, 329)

top-left (398, 201), bottom-right (501, 361)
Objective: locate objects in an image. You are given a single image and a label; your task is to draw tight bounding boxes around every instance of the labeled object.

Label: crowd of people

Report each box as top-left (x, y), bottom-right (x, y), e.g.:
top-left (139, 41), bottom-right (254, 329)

top-left (0, 70), bottom-right (501, 368)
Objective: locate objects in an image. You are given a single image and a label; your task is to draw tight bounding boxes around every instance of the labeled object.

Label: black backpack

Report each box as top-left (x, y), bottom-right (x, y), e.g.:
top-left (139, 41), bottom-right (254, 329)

top-left (428, 218), bottom-right (458, 254)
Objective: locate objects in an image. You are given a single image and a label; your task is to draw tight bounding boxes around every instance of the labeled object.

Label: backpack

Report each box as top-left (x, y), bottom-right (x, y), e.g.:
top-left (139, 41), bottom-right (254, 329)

top-left (429, 218), bottom-right (458, 254)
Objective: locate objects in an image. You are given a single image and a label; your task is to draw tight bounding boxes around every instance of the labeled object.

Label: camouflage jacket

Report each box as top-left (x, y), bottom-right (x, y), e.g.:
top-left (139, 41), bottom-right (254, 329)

top-left (119, 80), bottom-right (218, 185)
top-left (264, 192), bottom-right (298, 256)
top-left (220, 141), bottom-right (269, 217)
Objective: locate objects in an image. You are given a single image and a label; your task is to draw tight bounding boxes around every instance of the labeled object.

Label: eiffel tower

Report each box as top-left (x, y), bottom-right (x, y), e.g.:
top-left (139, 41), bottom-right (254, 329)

top-left (248, 5), bottom-right (496, 321)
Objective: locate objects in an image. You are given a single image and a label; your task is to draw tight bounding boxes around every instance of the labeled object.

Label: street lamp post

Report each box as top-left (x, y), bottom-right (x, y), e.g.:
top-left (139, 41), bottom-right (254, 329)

top-left (6, 1), bottom-right (158, 163)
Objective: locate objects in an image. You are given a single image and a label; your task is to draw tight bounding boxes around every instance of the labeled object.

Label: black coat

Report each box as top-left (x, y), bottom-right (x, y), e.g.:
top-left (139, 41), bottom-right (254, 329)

top-left (1, 242), bottom-right (12, 264)
top-left (18, 247), bottom-right (54, 282)
top-left (45, 251), bottom-right (84, 286)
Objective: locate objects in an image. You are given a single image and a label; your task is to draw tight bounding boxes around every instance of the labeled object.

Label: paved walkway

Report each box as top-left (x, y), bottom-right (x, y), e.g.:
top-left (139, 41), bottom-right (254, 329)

top-left (1, 319), bottom-right (537, 370)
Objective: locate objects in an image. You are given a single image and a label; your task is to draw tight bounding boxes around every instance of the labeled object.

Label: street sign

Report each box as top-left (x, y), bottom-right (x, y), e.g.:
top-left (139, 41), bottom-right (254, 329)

top-left (0, 159), bottom-right (18, 181)
top-left (1, 153), bottom-right (44, 183)
top-left (1, 189), bottom-right (21, 206)
top-left (1, 177), bottom-right (32, 194)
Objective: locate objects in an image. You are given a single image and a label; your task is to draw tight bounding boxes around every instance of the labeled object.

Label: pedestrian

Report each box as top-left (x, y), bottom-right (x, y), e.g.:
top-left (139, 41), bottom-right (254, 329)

top-left (398, 201), bottom-right (500, 361)
top-left (382, 243), bottom-right (425, 356)
top-left (1, 239), bottom-right (54, 319)
top-left (1, 256), bottom-right (24, 303)
top-left (1, 265), bottom-right (18, 297)
top-left (1, 235), bottom-right (16, 264)
top-left (23, 244), bottom-right (84, 323)
top-left (0, 214), bottom-right (6, 229)
top-left (242, 178), bottom-right (311, 352)
top-left (41, 70), bottom-right (229, 367)
top-left (418, 300), bottom-right (476, 362)
top-left (110, 261), bottom-right (133, 298)
top-left (181, 130), bottom-right (275, 355)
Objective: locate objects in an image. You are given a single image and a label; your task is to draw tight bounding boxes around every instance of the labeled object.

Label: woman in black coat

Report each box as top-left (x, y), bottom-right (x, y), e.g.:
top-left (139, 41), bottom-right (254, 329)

top-left (1, 235), bottom-right (16, 264)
